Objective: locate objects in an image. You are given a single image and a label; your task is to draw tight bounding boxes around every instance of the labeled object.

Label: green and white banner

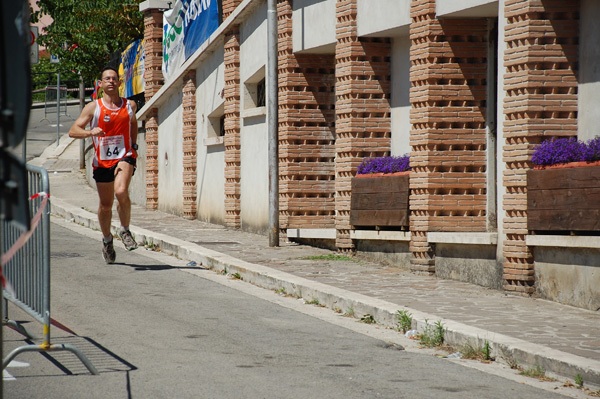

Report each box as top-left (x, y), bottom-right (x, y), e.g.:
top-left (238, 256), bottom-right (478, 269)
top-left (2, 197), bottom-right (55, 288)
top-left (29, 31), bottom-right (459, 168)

top-left (162, 0), bottom-right (219, 81)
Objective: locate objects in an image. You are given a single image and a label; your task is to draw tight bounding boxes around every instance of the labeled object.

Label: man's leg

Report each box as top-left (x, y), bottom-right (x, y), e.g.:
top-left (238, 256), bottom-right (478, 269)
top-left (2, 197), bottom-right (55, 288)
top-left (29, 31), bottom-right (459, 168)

top-left (114, 161), bottom-right (137, 250)
top-left (96, 181), bottom-right (116, 263)
top-left (96, 182), bottom-right (115, 237)
top-left (114, 161), bottom-right (134, 227)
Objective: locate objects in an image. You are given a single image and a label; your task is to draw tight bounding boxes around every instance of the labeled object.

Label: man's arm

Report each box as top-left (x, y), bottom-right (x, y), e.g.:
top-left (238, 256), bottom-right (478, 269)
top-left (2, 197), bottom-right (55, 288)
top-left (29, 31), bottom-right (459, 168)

top-left (69, 101), bottom-right (104, 139)
top-left (129, 100), bottom-right (138, 147)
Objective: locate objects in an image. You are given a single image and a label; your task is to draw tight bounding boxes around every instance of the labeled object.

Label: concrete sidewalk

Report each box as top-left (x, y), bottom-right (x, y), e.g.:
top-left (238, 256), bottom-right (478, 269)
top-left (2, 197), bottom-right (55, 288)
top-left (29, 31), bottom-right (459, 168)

top-left (34, 136), bottom-right (600, 388)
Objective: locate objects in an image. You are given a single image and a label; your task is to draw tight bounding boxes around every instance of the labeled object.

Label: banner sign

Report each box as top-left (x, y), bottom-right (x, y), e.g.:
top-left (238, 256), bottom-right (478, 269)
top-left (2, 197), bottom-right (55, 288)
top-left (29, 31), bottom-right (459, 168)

top-left (119, 39), bottom-right (145, 98)
top-left (162, 0), bottom-right (219, 81)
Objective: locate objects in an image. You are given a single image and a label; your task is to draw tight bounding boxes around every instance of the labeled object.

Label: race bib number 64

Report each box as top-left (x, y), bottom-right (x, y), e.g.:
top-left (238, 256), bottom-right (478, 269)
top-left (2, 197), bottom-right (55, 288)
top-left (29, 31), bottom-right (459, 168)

top-left (99, 136), bottom-right (126, 161)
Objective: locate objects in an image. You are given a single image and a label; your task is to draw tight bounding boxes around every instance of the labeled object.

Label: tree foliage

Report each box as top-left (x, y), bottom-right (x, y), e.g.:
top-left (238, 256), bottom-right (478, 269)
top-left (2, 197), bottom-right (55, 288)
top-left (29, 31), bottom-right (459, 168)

top-left (31, 0), bottom-right (144, 82)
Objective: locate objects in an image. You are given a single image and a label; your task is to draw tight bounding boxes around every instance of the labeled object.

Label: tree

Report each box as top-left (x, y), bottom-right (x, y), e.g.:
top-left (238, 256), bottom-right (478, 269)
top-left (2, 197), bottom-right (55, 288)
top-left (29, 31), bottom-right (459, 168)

top-left (31, 0), bottom-right (144, 83)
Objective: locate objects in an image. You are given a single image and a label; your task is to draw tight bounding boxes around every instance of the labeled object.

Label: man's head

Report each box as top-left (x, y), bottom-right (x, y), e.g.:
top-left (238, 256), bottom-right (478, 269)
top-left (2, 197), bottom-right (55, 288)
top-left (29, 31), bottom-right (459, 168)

top-left (101, 66), bottom-right (119, 80)
top-left (100, 66), bottom-right (120, 93)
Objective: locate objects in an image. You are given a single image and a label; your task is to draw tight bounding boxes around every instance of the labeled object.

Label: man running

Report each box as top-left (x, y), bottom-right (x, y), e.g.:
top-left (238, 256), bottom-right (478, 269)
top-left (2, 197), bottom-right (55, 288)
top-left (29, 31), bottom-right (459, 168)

top-left (69, 66), bottom-right (139, 263)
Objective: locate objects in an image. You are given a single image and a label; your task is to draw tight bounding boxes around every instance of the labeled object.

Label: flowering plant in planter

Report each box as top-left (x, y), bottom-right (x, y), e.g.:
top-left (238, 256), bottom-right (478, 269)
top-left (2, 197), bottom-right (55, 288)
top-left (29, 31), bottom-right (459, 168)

top-left (528, 136), bottom-right (600, 233)
top-left (531, 137), bottom-right (600, 166)
top-left (356, 154), bottom-right (410, 175)
top-left (351, 154), bottom-right (411, 228)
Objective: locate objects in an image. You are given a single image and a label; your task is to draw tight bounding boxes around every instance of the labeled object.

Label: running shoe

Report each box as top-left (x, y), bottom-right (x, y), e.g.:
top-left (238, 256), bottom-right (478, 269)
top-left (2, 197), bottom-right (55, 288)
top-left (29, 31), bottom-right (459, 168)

top-left (118, 229), bottom-right (138, 251)
top-left (102, 239), bottom-right (116, 264)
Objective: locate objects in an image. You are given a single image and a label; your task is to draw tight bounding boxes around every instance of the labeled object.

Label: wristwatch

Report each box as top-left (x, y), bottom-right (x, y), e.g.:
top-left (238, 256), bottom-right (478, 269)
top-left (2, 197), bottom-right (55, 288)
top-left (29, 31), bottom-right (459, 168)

top-left (132, 143), bottom-right (138, 150)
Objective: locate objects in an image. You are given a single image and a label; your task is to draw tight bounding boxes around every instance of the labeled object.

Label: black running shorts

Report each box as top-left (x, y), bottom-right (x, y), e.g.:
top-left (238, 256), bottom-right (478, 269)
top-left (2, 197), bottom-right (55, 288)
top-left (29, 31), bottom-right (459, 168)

top-left (93, 157), bottom-right (137, 183)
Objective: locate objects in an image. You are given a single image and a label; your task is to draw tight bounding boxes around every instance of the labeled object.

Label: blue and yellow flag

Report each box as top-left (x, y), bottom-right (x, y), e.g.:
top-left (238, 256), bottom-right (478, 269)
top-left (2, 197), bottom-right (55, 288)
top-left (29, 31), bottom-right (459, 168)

top-left (119, 39), bottom-right (145, 98)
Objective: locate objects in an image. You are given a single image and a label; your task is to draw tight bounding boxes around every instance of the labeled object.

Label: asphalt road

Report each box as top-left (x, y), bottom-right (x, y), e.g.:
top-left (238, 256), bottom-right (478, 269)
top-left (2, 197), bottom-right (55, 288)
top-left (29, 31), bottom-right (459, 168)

top-left (9, 103), bottom-right (81, 162)
top-left (2, 218), bottom-right (572, 399)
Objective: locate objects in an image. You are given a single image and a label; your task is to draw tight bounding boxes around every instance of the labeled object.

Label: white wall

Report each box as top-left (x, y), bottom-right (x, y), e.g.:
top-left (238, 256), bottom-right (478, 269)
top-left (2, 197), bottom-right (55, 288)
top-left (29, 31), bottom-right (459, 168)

top-left (158, 89), bottom-right (184, 215)
top-left (240, 2), bottom-right (269, 233)
top-left (293, 0), bottom-right (336, 53)
top-left (196, 45), bottom-right (226, 224)
top-left (357, 0), bottom-right (411, 37)
top-left (578, 0), bottom-right (600, 142)
top-left (390, 35), bottom-right (411, 156)
top-left (436, 0), bottom-right (498, 18)
top-left (240, 2), bottom-right (267, 84)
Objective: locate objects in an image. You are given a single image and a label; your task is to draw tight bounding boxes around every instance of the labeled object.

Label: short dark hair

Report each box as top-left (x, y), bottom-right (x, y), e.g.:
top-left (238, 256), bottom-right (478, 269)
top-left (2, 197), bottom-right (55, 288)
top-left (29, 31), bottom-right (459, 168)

top-left (101, 66), bottom-right (119, 79)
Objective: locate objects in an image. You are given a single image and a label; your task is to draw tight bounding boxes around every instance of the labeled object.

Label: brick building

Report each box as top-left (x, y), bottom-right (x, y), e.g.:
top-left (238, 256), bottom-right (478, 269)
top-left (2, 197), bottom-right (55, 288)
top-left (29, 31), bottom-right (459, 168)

top-left (129, 0), bottom-right (599, 311)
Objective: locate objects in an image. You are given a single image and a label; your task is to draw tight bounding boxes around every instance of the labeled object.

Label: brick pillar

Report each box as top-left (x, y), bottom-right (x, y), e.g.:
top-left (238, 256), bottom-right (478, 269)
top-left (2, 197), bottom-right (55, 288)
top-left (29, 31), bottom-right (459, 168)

top-left (142, 6), bottom-right (165, 102)
top-left (222, 0), bottom-right (242, 21)
top-left (335, 0), bottom-right (391, 251)
top-left (224, 27), bottom-right (241, 228)
top-left (409, 0), bottom-right (488, 273)
top-left (140, 3), bottom-right (166, 210)
top-left (182, 70), bottom-right (197, 219)
top-left (502, 0), bottom-right (579, 294)
top-left (278, 0), bottom-right (336, 233)
top-left (145, 109), bottom-right (159, 209)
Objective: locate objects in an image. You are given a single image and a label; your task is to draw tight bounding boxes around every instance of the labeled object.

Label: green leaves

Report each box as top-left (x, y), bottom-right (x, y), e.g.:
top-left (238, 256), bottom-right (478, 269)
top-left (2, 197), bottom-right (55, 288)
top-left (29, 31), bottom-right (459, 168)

top-left (31, 0), bottom-right (144, 82)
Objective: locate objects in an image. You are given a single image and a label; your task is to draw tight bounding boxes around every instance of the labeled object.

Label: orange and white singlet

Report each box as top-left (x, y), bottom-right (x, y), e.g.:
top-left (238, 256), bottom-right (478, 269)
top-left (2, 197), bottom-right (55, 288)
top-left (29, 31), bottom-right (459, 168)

top-left (90, 98), bottom-right (135, 169)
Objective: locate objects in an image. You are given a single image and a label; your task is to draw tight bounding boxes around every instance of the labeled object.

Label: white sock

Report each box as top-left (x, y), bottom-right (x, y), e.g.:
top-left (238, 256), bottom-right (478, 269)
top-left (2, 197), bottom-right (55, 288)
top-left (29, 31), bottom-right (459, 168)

top-left (120, 226), bottom-right (129, 233)
top-left (103, 235), bottom-right (113, 243)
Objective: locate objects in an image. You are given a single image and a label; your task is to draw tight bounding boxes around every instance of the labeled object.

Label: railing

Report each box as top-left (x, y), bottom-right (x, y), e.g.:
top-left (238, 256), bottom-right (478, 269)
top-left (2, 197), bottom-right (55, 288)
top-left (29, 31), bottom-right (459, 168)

top-left (43, 85), bottom-right (70, 120)
top-left (1, 165), bottom-right (97, 374)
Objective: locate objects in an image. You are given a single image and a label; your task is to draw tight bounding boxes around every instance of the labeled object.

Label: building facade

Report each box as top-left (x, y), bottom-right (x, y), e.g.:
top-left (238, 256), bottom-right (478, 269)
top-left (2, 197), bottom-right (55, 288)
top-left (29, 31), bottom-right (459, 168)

top-left (129, 0), bottom-right (599, 311)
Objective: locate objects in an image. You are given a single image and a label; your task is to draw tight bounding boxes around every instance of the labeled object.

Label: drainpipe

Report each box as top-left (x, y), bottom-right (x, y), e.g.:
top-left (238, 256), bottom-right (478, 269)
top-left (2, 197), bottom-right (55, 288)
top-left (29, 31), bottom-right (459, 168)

top-left (267, 0), bottom-right (279, 246)
top-left (79, 73), bottom-right (85, 169)
top-left (487, 18), bottom-right (498, 232)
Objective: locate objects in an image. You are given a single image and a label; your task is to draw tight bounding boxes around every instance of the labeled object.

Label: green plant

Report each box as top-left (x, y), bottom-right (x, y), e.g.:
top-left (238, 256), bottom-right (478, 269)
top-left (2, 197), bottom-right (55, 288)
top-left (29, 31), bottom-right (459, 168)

top-left (418, 320), bottom-right (446, 348)
top-left (231, 272), bottom-right (242, 280)
top-left (306, 298), bottom-right (321, 306)
top-left (459, 340), bottom-right (494, 362)
top-left (278, 287), bottom-right (287, 295)
top-left (333, 306), bottom-right (342, 314)
top-left (396, 310), bottom-right (413, 333)
top-left (361, 314), bottom-right (376, 324)
top-left (518, 365), bottom-right (556, 382)
top-left (499, 348), bottom-right (519, 369)
top-left (575, 373), bottom-right (584, 388)
top-left (344, 306), bottom-right (355, 318)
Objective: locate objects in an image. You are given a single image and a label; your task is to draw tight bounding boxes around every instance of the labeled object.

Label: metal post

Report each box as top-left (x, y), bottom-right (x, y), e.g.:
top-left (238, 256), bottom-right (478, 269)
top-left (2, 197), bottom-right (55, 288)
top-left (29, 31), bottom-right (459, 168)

top-left (486, 18), bottom-right (498, 232)
top-left (267, 0), bottom-right (279, 247)
top-left (79, 74), bottom-right (86, 169)
top-left (56, 71), bottom-right (61, 147)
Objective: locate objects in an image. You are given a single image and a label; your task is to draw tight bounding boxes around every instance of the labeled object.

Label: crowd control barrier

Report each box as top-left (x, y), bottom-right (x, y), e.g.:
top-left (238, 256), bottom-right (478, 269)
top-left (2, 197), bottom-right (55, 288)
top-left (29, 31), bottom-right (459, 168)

top-left (1, 165), bottom-right (97, 374)
top-left (42, 85), bottom-right (69, 121)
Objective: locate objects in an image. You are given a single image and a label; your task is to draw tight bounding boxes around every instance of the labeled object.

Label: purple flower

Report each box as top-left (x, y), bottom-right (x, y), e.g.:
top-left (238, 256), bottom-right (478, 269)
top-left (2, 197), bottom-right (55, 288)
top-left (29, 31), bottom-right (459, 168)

top-left (583, 136), bottom-right (600, 162)
top-left (531, 138), bottom-right (585, 166)
top-left (357, 154), bottom-right (410, 175)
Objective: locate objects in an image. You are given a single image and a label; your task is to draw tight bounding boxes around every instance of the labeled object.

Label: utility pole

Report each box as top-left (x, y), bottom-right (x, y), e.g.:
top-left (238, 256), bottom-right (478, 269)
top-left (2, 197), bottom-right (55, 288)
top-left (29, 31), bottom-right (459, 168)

top-left (79, 73), bottom-right (86, 169)
top-left (267, 0), bottom-right (279, 247)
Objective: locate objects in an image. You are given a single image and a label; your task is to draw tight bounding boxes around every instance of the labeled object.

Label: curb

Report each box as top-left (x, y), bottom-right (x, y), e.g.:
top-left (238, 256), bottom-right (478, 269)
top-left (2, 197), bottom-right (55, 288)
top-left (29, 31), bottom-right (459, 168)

top-left (49, 197), bottom-right (600, 387)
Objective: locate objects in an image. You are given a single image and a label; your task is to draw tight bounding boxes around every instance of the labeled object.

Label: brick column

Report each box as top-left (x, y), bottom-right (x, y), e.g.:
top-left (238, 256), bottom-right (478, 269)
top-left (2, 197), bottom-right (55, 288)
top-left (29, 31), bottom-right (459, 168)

top-left (335, 0), bottom-right (391, 251)
top-left (222, 0), bottom-right (242, 21)
top-left (408, 0), bottom-right (488, 274)
top-left (278, 0), bottom-right (336, 233)
top-left (140, 2), bottom-right (167, 210)
top-left (224, 27), bottom-right (241, 228)
top-left (145, 109), bottom-right (159, 209)
top-left (182, 70), bottom-right (197, 219)
top-left (142, 5), bottom-right (165, 102)
top-left (502, 0), bottom-right (579, 294)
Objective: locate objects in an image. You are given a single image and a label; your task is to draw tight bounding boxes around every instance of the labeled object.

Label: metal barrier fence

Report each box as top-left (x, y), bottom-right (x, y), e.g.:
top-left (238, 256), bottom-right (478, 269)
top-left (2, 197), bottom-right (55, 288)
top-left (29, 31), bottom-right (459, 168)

top-left (43, 85), bottom-right (70, 120)
top-left (1, 165), bottom-right (97, 374)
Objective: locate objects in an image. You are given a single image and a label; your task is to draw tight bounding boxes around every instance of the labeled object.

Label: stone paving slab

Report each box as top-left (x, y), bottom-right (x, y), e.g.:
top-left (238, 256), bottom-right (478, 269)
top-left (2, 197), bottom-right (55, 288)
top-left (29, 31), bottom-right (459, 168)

top-left (42, 137), bottom-right (600, 387)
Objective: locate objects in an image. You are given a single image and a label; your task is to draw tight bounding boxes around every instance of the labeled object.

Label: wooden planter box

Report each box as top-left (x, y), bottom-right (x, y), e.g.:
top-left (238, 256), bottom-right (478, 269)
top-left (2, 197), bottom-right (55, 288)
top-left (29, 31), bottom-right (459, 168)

top-left (350, 172), bottom-right (409, 228)
top-left (527, 163), bottom-right (600, 231)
